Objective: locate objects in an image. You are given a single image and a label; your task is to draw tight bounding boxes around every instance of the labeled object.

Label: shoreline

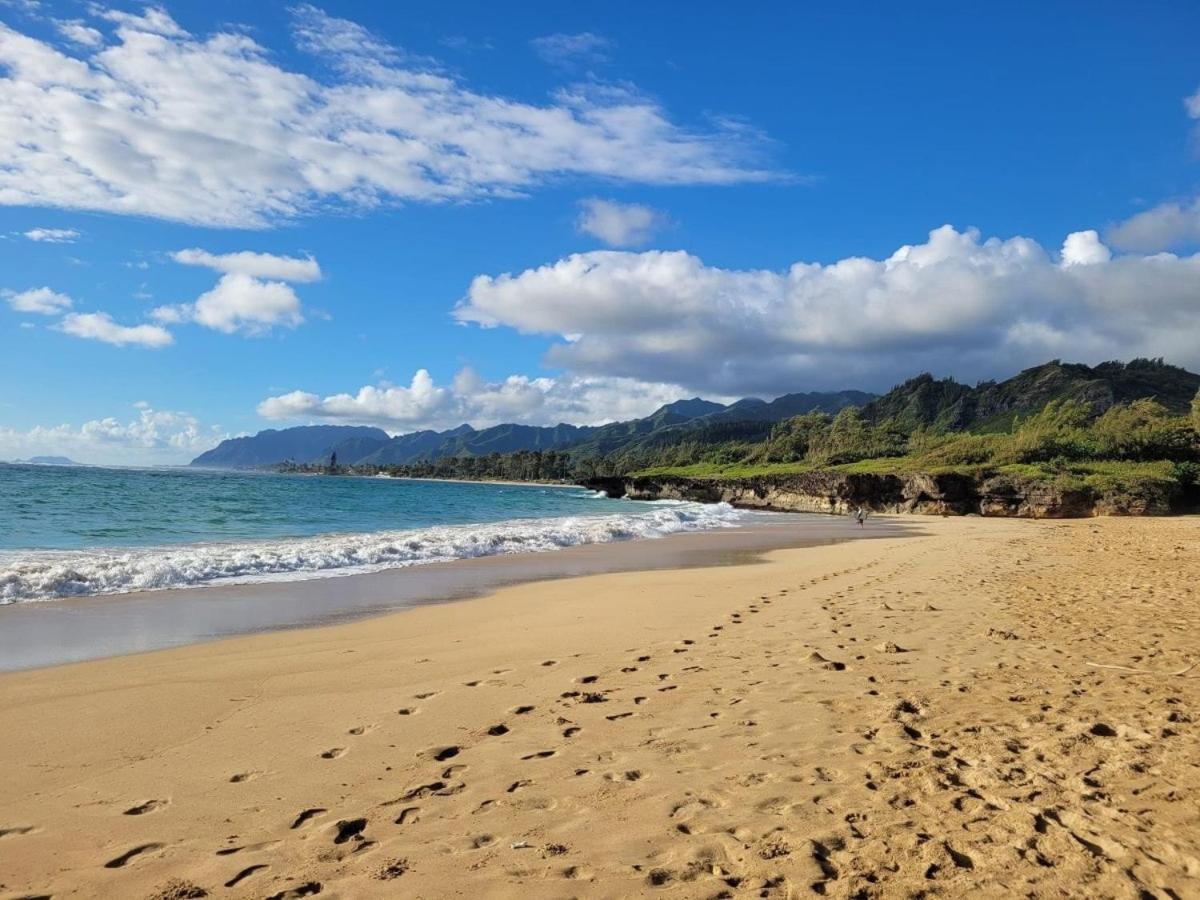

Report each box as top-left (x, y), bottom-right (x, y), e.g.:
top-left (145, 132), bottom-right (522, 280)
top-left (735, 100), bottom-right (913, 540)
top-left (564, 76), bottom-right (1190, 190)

top-left (0, 515), bottom-right (905, 672)
top-left (0, 516), bottom-right (1196, 898)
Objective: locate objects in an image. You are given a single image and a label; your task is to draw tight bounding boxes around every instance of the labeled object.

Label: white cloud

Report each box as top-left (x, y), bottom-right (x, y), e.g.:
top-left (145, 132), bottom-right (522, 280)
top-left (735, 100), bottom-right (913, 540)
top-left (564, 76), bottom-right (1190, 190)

top-left (188, 274), bottom-right (303, 334)
top-left (171, 248), bottom-right (321, 282)
top-left (4, 286), bottom-right (72, 314)
top-left (0, 404), bottom-right (227, 466)
top-left (1108, 87), bottom-right (1200, 252)
top-left (152, 249), bottom-right (316, 335)
top-left (1060, 229), bottom-right (1111, 266)
top-left (258, 367), bottom-right (695, 432)
top-left (577, 198), bottom-right (665, 247)
top-left (58, 312), bottom-right (173, 348)
top-left (1108, 199), bottom-right (1200, 252)
top-left (53, 19), bottom-right (103, 47)
top-left (454, 225), bottom-right (1200, 395)
top-left (0, 9), bottom-right (770, 228)
top-left (22, 227), bottom-right (80, 242)
top-left (531, 32), bottom-right (610, 67)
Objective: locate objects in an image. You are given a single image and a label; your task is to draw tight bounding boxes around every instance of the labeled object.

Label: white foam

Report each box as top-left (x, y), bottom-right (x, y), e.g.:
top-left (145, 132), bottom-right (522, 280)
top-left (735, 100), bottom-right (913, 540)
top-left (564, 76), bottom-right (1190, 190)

top-left (0, 502), bottom-right (747, 603)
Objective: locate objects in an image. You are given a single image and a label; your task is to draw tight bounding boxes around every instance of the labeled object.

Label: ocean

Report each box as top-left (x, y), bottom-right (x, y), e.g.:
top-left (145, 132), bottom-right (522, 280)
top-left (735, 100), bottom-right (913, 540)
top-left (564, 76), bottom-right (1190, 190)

top-left (0, 464), bottom-right (754, 603)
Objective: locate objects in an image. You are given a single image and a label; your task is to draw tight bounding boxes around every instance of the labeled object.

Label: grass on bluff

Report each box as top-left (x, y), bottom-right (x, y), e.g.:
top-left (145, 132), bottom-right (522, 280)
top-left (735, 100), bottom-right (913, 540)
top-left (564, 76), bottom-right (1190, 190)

top-left (633, 399), bottom-right (1199, 494)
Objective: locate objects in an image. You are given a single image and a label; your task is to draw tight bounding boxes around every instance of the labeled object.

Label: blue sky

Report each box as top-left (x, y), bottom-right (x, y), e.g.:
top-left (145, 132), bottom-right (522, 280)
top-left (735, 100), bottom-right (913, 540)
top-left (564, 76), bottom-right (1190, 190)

top-left (2, 0), bottom-right (1199, 463)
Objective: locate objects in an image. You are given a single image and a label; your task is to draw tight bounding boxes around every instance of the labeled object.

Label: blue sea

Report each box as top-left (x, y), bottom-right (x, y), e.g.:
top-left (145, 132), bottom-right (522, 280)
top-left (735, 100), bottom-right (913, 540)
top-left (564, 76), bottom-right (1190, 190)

top-left (0, 464), bottom-right (750, 603)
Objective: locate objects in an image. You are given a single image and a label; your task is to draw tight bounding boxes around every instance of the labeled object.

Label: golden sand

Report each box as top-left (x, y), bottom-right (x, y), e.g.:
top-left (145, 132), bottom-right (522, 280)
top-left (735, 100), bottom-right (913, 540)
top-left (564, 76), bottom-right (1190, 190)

top-left (0, 516), bottom-right (1197, 899)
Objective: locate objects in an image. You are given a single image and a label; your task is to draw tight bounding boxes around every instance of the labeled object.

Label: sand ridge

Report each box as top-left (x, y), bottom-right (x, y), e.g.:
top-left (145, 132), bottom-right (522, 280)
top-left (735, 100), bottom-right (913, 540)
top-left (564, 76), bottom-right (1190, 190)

top-left (0, 517), bottom-right (1197, 898)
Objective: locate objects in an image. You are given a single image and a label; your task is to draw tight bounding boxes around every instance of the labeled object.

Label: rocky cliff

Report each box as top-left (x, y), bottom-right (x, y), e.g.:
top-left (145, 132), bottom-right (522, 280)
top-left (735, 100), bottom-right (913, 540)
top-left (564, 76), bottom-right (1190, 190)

top-left (585, 470), bottom-right (1180, 518)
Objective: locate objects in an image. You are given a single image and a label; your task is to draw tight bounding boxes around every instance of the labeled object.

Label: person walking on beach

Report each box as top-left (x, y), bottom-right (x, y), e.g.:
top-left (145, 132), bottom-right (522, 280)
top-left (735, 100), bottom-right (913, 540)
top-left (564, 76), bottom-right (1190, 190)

top-left (853, 506), bottom-right (866, 528)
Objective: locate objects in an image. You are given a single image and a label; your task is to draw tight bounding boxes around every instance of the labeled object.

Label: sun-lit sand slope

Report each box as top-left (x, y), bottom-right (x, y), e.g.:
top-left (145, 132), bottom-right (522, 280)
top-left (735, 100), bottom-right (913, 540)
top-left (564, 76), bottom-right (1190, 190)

top-left (0, 517), bottom-right (1197, 899)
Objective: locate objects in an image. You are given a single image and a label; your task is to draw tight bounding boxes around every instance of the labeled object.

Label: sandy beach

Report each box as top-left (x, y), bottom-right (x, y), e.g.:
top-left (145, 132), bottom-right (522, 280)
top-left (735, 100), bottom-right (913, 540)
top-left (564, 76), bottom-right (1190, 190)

top-left (1, 516), bottom-right (1197, 899)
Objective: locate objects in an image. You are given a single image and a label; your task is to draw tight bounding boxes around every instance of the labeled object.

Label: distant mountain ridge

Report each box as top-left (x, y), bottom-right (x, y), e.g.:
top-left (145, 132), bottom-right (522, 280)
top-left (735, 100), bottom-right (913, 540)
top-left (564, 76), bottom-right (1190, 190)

top-left (190, 360), bottom-right (1199, 470)
top-left (860, 359), bottom-right (1200, 432)
top-left (189, 391), bottom-right (872, 469)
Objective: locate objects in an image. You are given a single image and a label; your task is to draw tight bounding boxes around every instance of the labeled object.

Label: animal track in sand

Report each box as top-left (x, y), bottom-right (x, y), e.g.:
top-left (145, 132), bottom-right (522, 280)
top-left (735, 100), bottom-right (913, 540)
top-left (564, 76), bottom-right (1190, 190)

top-left (104, 843), bottom-right (165, 868)
top-left (224, 864), bottom-right (269, 887)
top-left (320, 747), bottom-right (346, 759)
top-left (123, 798), bottom-right (169, 816)
top-left (290, 808), bottom-right (326, 829)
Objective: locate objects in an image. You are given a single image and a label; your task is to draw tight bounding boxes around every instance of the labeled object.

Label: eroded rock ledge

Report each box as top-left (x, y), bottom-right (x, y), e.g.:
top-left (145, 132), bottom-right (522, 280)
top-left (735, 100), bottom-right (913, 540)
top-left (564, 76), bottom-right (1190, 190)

top-left (584, 471), bottom-right (1179, 518)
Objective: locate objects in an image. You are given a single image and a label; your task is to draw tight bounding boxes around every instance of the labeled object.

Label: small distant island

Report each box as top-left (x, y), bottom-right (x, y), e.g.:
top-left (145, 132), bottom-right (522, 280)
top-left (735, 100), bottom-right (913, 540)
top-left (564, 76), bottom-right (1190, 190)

top-left (14, 456), bottom-right (80, 466)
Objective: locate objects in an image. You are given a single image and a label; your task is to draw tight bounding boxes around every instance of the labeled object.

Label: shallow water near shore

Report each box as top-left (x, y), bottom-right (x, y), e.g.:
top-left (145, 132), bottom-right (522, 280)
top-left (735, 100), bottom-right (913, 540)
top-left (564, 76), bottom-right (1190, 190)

top-left (0, 517), bottom-right (907, 671)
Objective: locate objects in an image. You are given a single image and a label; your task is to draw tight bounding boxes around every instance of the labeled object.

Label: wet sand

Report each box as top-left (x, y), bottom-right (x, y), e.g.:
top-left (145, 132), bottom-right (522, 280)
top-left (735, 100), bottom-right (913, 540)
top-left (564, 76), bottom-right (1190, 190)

top-left (0, 515), bottom-right (902, 671)
top-left (0, 516), bottom-right (1197, 898)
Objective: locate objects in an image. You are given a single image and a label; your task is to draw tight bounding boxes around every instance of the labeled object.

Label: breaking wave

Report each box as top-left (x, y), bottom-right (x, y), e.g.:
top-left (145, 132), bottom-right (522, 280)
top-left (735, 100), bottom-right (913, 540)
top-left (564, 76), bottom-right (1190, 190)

top-left (0, 501), bottom-right (746, 603)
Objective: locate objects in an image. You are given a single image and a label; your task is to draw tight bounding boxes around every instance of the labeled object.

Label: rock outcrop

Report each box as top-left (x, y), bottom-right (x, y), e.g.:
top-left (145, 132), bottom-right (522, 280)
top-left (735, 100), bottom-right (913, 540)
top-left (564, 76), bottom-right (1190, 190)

top-left (585, 471), bottom-right (1179, 518)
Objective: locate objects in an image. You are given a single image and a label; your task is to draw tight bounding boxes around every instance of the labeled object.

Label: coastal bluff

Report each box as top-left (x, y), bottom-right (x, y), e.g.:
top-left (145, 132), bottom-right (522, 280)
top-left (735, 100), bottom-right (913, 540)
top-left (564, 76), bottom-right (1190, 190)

top-left (585, 470), bottom-right (1183, 517)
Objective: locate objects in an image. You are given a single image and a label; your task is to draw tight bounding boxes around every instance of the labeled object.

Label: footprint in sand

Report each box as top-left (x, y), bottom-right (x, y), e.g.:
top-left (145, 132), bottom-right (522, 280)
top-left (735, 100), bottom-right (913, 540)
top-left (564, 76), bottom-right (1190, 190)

top-left (320, 747), bottom-right (346, 759)
top-left (486, 724), bottom-right (510, 736)
top-left (332, 818), bottom-right (368, 844)
top-left (0, 825), bottom-right (38, 838)
top-left (348, 724), bottom-right (373, 735)
top-left (265, 882), bottom-right (322, 900)
top-left (123, 799), bottom-right (169, 816)
top-left (224, 864), bottom-right (269, 888)
top-left (291, 808), bottom-right (326, 829)
top-left (105, 843), bottom-right (165, 868)
top-left (521, 750), bottom-right (556, 760)
top-left (511, 704), bottom-right (536, 714)
top-left (229, 771), bottom-right (261, 783)
top-left (397, 707), bottom-right (416, 716)
top-left (394, 806), bottom-right (420, 825)
top-left (414, 691), bottom-right (439, 700)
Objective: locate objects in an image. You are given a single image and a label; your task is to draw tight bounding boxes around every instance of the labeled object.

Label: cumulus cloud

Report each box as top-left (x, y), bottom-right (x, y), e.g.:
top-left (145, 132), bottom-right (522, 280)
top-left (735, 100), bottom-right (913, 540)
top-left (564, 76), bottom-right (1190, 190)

top-left (4, 286), bottom-right (72, 314)
top-left (258, 367), bottom-right (695, 432)
top-left (171, 249), bottom-right (321, 282)
top-left (22, 227), bottom-right (80, 242)
top-left (577, 198), bottom-right (665, 247)
top-left (0, 9), bottom-right (770, 228)
top-left (454, 225), bottom-right (1200, 395)
top-left (1060, 229), bottom-right (1111, 266)
top-left (0, 404), bottom-right (226, 465)
top-left (1108, 87), bottom-right (1200, 252)
top-left (58, 312), bottom-right (173, 348)
top-left (530, 32), bottom-right (610, 67)
top-left (153, 249), bottom-right (316, 335)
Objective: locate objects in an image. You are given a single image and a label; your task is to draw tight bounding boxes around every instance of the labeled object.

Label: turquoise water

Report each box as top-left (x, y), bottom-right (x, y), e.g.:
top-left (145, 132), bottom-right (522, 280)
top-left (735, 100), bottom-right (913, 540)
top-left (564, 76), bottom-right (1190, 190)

top-left (0, 464), bottom-right (750, 602)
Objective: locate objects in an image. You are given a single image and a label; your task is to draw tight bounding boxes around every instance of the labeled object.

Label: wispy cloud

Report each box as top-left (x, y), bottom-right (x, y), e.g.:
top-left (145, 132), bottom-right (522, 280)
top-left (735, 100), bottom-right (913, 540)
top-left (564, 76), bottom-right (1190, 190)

top-left (530, 31), bottom-right (611, 67)
top-left (22, 227), bottom-right (80, 243)
top-left (0, 8), bottom-right (772, 228)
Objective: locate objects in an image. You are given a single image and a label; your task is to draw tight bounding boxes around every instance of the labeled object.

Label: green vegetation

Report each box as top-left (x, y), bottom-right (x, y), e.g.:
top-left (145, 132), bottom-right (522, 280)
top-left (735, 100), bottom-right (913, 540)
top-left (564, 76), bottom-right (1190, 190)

top-left (287, 360), bottom-right (1200, 507)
